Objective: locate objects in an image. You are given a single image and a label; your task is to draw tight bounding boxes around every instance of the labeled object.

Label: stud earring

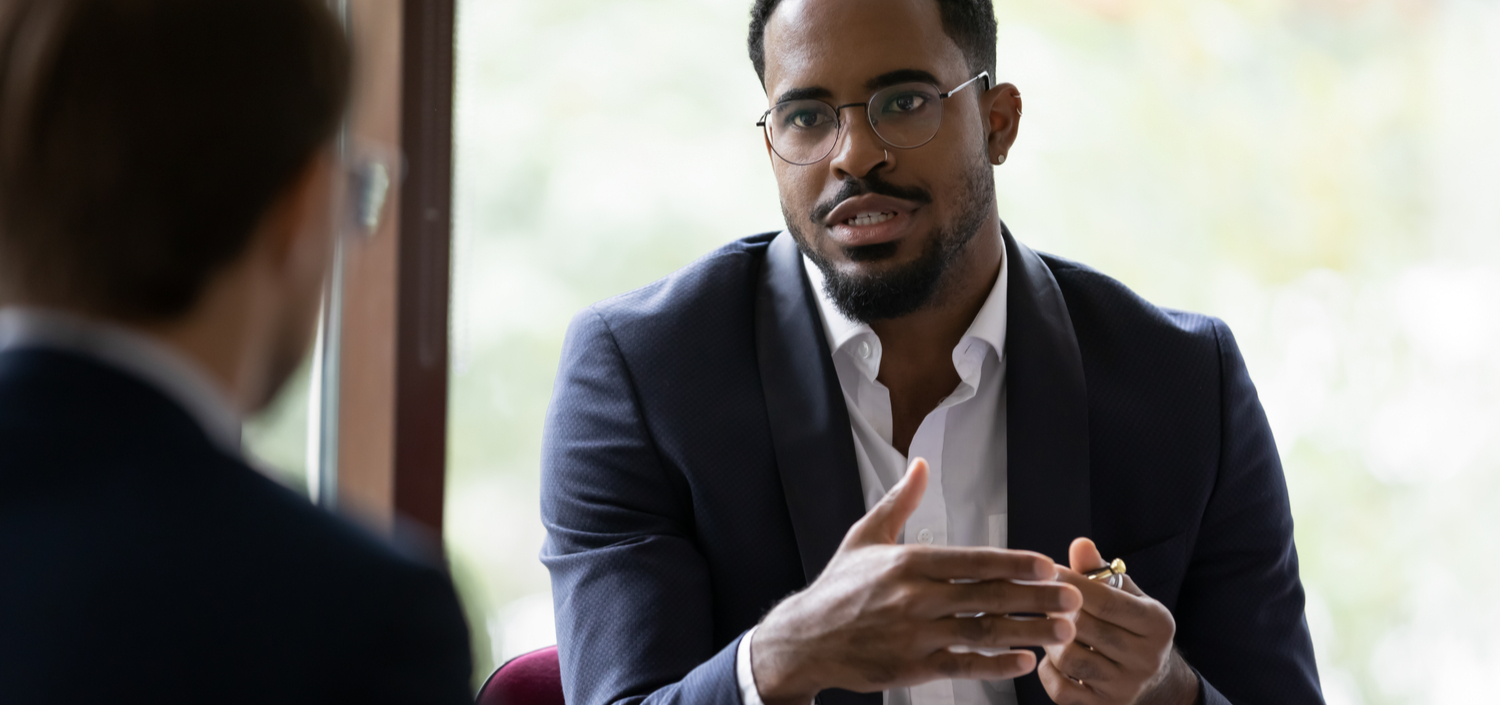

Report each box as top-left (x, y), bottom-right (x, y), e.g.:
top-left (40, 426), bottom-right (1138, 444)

top-left (995, 153), bottom-right (1007, 165)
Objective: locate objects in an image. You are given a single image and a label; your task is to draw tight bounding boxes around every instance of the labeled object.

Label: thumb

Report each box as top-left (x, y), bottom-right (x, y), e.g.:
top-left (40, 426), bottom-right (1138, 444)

top-left (1069, 537), bottom-right (1107, 573)
top-left (847, 458), bottom-right (929, 546)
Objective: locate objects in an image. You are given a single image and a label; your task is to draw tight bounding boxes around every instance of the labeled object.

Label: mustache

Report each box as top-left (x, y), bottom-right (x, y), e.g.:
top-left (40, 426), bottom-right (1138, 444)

top-left (810, 173), bottom-right (933, 225)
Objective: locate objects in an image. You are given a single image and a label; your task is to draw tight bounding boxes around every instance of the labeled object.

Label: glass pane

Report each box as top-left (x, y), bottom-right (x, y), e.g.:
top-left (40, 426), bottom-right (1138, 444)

top-left (448, 0), bottom-right (1500, 698)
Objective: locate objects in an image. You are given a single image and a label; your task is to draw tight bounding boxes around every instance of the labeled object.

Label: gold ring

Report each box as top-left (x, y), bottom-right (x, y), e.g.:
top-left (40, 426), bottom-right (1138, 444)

top-left (1084, 558), bottom-right (1127, 589)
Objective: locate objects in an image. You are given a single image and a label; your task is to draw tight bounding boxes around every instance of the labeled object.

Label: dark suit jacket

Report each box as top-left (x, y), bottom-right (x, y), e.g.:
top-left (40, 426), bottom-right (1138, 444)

top-left (541, 229), bottom-right (1323, 705)
top-left (0, 349), bottom-right (473, 704)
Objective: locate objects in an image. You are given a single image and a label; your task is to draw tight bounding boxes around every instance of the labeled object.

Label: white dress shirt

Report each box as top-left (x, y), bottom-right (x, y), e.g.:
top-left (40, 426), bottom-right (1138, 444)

top-left (739, 251), bottom-right (1015, 705)
top-left (0, 306), bottom-right (242, 454)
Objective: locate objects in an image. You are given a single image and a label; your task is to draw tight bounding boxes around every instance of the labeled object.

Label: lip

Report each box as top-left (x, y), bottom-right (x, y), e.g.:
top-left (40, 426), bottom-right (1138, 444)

top-left (822, 194), bottom-right (923, 247)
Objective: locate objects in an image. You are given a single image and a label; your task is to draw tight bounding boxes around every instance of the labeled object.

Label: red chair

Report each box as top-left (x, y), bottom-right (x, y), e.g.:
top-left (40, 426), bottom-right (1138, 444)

top-left (476, 645), bottom-right (564, 705)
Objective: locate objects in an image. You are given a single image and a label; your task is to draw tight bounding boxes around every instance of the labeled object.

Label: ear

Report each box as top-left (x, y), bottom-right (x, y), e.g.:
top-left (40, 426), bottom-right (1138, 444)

top-left (257, 149), bottom-right (339, 277)
top-left (981, 81), bottom-right (1022, 166)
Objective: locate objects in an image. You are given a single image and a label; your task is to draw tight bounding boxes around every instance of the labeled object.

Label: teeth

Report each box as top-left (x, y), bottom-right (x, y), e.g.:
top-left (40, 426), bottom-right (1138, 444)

top-left (846, 211), bottom-right (895, 226)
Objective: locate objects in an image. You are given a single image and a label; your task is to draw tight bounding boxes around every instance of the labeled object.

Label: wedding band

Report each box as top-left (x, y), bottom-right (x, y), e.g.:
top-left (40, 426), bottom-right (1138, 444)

top-left (1085, 558), bottom-right (1127, 589)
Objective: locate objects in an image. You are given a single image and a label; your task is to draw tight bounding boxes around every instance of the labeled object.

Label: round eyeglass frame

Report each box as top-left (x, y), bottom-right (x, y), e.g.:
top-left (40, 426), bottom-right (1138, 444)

top-left (756, 71), bottom-right (990, 166)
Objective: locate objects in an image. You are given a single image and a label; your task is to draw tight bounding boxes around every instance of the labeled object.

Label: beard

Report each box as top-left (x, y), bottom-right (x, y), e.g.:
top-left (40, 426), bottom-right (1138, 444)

top-left (786, 160), bottom-right (994, 324)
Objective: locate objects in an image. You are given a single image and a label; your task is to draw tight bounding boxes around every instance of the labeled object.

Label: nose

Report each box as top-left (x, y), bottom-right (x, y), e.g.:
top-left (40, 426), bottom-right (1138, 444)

top-left (827, 106), bottom-right (889, 180)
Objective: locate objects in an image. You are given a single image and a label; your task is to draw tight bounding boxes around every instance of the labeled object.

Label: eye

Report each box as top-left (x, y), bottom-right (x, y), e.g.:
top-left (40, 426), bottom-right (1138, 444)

top-left (883, 91), bottom-right (929, 115)
top-left (782, 107), bottom-right (832, 130)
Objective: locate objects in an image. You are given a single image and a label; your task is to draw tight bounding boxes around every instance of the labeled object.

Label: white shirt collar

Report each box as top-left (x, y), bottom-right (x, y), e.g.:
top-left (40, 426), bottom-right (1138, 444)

top-left (0, 307), bottom-right (243, 454)
top-left (802, 246), bottom-right (1009, 381)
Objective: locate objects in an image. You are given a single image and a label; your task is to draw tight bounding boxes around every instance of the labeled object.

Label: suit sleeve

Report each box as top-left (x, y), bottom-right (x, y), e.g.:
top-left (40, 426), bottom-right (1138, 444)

top-left (540, 308), bottom-right (744, 705)
top-left (1174, 321), bottom-right (1324, 704)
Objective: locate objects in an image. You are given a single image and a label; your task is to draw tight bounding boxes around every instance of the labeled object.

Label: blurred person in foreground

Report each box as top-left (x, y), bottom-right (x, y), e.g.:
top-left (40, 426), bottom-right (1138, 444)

top-left (541, 0), bottom-right (1322, 704)
top-left (0, 0), bottom-right (472, 702)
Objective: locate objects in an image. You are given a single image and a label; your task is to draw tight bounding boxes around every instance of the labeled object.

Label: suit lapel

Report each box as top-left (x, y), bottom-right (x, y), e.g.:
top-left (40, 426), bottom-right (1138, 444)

top-left (1002, 227), bottom-right (1092, 705)
top-left (755, 231), bottom-right (867, 585)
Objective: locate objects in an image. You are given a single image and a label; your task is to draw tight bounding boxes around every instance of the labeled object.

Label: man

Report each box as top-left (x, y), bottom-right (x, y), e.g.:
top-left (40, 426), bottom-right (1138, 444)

top-left (541, 0), bottom-right (1322, 703)
top-left (0, 1), bottom-right (472, 702)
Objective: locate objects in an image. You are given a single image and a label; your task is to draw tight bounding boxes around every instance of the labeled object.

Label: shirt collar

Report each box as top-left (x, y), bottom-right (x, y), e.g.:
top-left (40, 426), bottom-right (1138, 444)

top-left (0, 307), bottom-right (243, 455)
top-left (802, 247), bottom-right (1010, 372)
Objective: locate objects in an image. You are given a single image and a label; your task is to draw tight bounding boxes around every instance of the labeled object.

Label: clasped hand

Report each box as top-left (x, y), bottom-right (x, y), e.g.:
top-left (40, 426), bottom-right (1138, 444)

top-left (750, 460), bottom-right (1198, 705)
top-left (1039, 539), bottom-right (1199, 705)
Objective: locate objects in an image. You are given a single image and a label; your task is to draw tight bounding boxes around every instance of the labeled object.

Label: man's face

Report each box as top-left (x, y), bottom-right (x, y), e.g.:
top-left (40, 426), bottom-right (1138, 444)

top-left (762, 0), bottom-right (997, 322)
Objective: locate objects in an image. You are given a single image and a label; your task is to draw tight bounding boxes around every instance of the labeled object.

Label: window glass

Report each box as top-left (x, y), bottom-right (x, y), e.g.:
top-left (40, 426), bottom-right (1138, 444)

top-left (448, 0), bottom-right (1500, 697)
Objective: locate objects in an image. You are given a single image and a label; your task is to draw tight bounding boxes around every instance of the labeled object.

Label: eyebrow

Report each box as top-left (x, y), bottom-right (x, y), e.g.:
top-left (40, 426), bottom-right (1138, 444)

top-left (865, 69), bottom-right (942, 91)
top-left (773, 86), bottom-right (834, 104)
top-left (773, 69), bottom-right (944, 105)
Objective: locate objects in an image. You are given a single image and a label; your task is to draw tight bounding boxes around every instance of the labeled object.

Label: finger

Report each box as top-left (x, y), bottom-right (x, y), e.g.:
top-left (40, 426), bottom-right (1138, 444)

top-left (1071, 611), bottom-right (1149, 668)
top-left (1038, 656), bottom-right (1105, 705)
top-left (1119, 572), bottom-right (1146, 598)
top-left (920, 648), bottom-right (1038, 683)
top-left (1047, 641), bottom-right (1127, 692)
top-left (906, 545), bottom-right (1058, 583)
top-left (1055, 566), bottom-right (1171, 638)
top-left (846, 458), bottom-right (928, 546)
top-left (928, 613), bottom-right (1075, 650)
top-left (935, 576), bottom-right (1081, 617)
top-left (1069, 537), bottom-right (1107, 573)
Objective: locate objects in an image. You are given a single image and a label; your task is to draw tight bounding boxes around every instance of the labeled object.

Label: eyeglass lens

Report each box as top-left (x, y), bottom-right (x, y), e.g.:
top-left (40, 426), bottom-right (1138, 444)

top-left (765, 82), bottom-right (944, 165)
top-left (347, 160), bottom-right (391, 238)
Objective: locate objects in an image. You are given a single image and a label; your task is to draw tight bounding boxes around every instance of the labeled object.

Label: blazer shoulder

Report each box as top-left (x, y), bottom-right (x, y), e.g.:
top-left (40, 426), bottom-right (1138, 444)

top-left (1041, 251), bottom-right (1224, 348)
top-left (225, 461), bottom-right (450, 583)
top-left (582, 233), bottom-right (775, 328)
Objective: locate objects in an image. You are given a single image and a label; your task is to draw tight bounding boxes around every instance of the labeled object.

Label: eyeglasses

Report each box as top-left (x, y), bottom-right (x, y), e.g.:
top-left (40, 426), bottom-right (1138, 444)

top-left (340, 141), bottom-right (400, 239)
top-left (756, 71), bottom-right (990, 166)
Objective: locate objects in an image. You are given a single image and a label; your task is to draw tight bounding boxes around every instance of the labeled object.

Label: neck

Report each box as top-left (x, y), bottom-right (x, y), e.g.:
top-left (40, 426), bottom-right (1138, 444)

top-left (870, 219), bottom-right (1003, 373)
top-left (134, 265), bottom-right (269, 415)
top-left (871, 217), bottom-right (1003, 454)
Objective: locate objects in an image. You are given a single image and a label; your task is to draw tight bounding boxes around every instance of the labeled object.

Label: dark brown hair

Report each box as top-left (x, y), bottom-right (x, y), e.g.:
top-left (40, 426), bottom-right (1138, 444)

top-left (0, 0), bottom-right (351, 321)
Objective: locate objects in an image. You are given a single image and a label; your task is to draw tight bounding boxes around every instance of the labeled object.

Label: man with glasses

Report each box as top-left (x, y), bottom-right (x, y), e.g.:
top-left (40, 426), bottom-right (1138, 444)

top-left (0, 1), bottom-right (471, 701)
top-left (542, 1), bottom-right (1322, 704)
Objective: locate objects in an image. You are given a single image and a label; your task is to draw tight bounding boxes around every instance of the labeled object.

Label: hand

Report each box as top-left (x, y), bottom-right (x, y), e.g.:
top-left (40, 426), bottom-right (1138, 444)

top-left (1038, 538), bottom-right (1200, 705)
top-left (750, 459), bottom-right (1083, 705)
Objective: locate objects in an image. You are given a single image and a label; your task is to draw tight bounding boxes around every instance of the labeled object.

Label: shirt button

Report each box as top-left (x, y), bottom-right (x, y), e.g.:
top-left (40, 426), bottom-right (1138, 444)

top-left (917, 528), bottom-right (934, 545)
top-left (858, 341), bottom-right (872, 360)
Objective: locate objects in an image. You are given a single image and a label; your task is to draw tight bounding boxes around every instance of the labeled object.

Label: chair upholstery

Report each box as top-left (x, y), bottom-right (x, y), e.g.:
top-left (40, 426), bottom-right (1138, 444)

top-left (476, 645), bottom-right (563, 705)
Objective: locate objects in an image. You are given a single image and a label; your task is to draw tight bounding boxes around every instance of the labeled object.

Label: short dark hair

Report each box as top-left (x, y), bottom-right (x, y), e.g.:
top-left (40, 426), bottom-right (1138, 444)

top-left (0, 0), bottom-right (351, 321)
top-left (748, 0), bottom-right (997, 87)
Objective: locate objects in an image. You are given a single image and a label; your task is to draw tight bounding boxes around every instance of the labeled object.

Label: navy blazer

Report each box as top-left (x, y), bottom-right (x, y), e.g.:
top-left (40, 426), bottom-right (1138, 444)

top-left (541, 230), bottom-right (1322, 705)
top-left (0, 349), bottom-right (473, 704)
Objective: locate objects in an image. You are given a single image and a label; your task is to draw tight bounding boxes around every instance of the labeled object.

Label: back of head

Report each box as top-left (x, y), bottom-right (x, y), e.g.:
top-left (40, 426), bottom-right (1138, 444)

top-left (0, 0), bottom-right (351, 323)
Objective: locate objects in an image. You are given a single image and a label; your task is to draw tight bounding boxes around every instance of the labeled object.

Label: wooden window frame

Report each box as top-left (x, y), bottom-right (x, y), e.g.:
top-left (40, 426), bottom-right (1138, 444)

top-left (314, 0), bottom-right (455, 539)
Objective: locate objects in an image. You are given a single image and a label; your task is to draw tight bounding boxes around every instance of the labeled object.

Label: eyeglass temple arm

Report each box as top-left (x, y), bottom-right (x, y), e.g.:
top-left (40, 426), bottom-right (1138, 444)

top-left (938, 71), bottom-right (991, 99)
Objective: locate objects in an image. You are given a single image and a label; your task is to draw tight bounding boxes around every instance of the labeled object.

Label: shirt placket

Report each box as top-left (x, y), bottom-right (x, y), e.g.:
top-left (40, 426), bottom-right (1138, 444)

top-left (904, 404), bottom-right (953, 705)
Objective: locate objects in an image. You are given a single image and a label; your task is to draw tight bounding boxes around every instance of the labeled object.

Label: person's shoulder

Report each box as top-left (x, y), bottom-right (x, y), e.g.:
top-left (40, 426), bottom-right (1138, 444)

top-left (223, 462), bottom-right (449, 585)
top-left (1040, 250), bottom-right (1226, 350)
top-left (563, 231), bottom-right (777, 351)
top-left (584, 232), bottom-right (775, 325)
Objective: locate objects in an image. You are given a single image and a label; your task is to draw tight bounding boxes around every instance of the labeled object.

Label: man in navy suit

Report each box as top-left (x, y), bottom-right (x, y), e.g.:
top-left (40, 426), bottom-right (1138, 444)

top-left (541, 1), bottom-right (1322, 704)
top-left (0, 1), bottom-right (472, 702)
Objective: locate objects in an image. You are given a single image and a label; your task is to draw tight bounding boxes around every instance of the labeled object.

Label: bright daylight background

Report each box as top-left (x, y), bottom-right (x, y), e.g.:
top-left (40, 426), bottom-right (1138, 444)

top-left (242, 0), bottom-right (1500, 701)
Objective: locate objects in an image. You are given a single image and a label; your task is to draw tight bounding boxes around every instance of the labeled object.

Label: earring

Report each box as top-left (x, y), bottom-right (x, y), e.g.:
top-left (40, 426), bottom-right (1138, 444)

top-left (883, 149), bottom-right (890, 162)
top-left (995, 153), bottom-right (1007, 165)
